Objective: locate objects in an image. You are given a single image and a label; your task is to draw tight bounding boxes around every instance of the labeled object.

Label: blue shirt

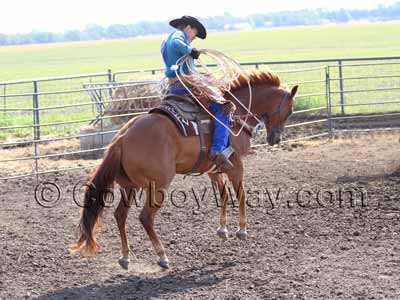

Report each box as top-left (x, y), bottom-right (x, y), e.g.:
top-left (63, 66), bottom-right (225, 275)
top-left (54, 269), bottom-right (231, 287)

top-left (161, 30), bottom-right (193, 78)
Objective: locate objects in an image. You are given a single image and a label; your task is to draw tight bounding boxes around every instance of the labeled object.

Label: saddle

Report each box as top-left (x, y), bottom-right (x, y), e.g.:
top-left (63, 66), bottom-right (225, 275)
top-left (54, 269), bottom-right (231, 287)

top-left (150, 94), bottom-right (212, 136)
top-left (149, 94), bottom-right (213, 175)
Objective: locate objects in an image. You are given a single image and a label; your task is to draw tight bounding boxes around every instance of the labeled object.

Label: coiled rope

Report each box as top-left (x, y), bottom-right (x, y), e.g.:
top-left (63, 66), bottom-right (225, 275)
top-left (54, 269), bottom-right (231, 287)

top-left (157, 49), bottom-right (262, 136)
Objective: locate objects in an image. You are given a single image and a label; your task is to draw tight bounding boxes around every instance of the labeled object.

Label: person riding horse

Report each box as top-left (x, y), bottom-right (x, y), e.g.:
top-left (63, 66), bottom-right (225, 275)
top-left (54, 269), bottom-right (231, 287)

top-left (161, 15), bottom-right (235, 169)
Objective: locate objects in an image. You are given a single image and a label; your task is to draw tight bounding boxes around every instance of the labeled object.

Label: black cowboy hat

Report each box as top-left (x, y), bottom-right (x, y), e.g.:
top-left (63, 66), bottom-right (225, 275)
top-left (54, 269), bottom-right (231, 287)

top-left (169, 15), bottom-right (207, 39)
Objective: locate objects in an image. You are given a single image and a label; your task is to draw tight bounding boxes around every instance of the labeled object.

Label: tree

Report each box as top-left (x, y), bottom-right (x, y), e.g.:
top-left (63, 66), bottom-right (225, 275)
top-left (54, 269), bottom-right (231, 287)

top-left (0, 34), bottom-right (8, 45)
top-left (336, 9), bottom-right (352, 23)
top-left (64, 30), bottom-right (82, 42)
top-left (31, 31), bottom-right (54, 43)
top-left (249, 14), bottom-right (266, 28)
top-left (85, 24), bottom-right (105, 40)
top-left (105, 24), bottom-right (130, 38)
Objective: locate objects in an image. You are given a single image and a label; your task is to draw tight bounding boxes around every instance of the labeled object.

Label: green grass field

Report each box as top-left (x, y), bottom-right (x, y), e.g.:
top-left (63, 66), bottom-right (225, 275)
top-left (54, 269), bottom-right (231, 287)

top-left (0, 22), bottom-right (399, 141)
top-left (1, 22), bottom-right (400, 81)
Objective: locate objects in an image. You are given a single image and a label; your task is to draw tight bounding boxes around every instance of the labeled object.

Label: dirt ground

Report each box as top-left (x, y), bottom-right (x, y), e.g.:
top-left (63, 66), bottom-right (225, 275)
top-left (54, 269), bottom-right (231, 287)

top-left (0, 134), bottom-right (400, 300)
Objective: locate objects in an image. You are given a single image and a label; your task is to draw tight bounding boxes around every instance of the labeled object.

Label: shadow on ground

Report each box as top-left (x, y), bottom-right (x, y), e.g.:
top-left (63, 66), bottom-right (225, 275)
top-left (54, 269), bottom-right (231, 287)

top-left (37, 262), bottom-right (236, 300)
top-left (336, 167), bottom-right (400, 184)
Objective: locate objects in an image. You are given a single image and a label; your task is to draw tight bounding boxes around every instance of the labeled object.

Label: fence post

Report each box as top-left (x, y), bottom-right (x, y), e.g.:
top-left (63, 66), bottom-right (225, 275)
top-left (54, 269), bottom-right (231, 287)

top-left (107, 68), bottom-right (113, 97)
top-left (33, 81), bottom-right (40, 140)
top-left (32, 80), bottom-right (40, 180)
top-left (326, 67), bottom-right (333, 138)
top-left (338, 60), bottom-right (345, 114)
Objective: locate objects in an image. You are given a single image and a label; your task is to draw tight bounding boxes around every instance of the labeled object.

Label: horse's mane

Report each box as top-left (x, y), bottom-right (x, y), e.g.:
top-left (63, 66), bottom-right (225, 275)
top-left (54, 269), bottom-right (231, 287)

top-left (224, 69), bottom-right (282, 95)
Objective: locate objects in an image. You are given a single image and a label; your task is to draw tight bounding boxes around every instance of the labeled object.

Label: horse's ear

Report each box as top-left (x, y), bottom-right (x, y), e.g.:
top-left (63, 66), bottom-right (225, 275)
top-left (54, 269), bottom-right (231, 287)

top-left (290, 85), bottom-right (299, 98)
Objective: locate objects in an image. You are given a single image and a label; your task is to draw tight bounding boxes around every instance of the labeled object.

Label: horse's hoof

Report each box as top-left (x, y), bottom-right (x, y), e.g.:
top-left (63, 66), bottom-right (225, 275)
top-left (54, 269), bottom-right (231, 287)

top-left (158, 259), bottom-right (169, 269)
top-left (217, 227), bottom-right (229, 240)
top-left (118, 256), bottom-right (130, 270)
top-left (236, 229), bottom-right (248, 240)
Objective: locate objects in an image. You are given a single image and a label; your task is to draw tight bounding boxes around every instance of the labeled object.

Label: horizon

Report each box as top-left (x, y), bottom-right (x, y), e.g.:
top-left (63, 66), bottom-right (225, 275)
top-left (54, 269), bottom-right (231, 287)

top-left (1, 0), bottom-right (398, 35)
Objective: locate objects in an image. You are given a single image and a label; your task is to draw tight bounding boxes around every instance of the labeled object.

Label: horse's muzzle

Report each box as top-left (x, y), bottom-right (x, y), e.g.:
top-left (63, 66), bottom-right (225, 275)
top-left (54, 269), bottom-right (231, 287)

top-left (267, 128), bottom-right (281, 146)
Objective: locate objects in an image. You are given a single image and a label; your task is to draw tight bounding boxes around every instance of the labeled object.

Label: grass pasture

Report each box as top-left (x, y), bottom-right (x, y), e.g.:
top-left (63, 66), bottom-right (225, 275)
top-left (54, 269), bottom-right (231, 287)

top-left (0, 21), bottom-right (399, 141)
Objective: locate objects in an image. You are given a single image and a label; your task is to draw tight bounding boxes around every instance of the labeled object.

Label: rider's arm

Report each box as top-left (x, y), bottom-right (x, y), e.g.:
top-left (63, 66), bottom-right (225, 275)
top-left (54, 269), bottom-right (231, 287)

top-left (171, 31), bottom-right (192, 56)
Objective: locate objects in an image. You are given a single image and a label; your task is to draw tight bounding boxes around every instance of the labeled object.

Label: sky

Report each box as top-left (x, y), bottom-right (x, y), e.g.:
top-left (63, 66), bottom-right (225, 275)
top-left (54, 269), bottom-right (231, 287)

top-left (1, 0), bottom-right (398, 34)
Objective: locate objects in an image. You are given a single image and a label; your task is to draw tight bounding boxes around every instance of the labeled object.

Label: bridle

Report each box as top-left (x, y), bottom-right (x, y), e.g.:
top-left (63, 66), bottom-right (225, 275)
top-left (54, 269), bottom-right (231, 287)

top-left (234, 89), bottom-right (291, 137)
top-left (259, 89), bottom-right (291, 135)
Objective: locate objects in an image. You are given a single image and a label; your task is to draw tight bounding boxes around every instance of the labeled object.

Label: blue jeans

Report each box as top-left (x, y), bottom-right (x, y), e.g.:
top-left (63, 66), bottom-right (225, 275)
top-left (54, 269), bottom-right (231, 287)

top-left (209, 102), bottom-right (229, 152)
top-left (168, 80), bottom-right (189, 95)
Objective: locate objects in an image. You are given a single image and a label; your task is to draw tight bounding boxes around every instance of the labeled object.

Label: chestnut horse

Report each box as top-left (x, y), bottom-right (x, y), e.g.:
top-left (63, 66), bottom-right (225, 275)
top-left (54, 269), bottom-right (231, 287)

top-left (71, 69), bottom-right (298, 269)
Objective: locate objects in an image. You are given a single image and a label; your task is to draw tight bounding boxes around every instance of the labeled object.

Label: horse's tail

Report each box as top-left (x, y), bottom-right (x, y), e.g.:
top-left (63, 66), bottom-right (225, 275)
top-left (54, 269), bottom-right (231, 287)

top-left (70, 134), bottom-right (124, 257)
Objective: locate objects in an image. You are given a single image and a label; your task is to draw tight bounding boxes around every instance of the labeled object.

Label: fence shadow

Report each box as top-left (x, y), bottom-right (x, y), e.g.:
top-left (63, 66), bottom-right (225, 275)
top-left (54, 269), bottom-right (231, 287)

top-left (36, 261), bottom-right (235, 300)
top-left (336, 174), bottom-right (385, 184)
top-left (336, 167), bottom-right (400, 184)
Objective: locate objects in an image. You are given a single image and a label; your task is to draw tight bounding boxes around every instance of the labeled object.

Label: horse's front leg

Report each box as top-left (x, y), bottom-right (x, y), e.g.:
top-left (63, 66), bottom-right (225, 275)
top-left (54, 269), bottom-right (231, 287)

top-left (208, 173), bottom-right (230, 240)
top-left (227, 162), bottom-right (248, 240)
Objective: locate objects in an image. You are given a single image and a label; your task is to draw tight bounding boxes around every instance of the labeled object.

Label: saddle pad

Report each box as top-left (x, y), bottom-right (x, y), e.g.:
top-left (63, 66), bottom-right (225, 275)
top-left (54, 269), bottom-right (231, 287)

top-left (150, 103), bottom-right (211, 137)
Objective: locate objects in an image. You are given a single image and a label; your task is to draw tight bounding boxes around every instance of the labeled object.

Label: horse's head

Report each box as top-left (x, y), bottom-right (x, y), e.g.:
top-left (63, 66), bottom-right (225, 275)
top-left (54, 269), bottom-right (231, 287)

top-left (262, 85), bottom-right (298, 146)
top-left (226, 69), bottom-right (299, 145)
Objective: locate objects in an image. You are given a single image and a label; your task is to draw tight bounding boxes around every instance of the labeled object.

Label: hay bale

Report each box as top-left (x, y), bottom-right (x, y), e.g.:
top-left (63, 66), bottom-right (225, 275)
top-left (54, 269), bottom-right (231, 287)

top-left (105, 80), bottom-right (162, 125)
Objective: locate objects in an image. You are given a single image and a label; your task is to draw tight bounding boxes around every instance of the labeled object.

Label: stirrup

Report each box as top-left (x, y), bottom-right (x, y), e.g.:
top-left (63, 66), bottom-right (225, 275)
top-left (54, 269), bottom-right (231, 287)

top-left (220, 146), bottom-right (234, 158)
top-left (210, 146), bottom-right (235, 169)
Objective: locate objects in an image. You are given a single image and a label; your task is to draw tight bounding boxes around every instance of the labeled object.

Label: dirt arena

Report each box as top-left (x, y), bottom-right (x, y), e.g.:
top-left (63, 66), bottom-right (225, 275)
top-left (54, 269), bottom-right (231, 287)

top-left (0, 134), bottom-right (399, 300)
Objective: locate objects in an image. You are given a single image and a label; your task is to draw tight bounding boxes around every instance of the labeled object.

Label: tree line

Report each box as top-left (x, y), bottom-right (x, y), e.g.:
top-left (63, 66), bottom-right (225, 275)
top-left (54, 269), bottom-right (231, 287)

top-left (1, 2), bottom-right (399, 46)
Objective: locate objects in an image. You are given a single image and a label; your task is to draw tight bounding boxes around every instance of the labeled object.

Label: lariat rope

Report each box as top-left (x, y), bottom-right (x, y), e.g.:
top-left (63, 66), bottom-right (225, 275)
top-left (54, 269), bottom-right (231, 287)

top-left (156, 49), bottom-right (262, 137)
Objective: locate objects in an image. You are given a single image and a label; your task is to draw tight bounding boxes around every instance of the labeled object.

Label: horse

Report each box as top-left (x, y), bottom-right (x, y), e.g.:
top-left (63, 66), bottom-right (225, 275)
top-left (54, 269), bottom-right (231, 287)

top-left (71, 69), bottom-right (299, 269)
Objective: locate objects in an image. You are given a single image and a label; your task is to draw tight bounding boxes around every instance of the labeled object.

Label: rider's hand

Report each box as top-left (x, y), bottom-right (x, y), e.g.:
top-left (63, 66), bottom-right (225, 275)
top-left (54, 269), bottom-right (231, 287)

top-left (190, 48), bottom-right (200, 59)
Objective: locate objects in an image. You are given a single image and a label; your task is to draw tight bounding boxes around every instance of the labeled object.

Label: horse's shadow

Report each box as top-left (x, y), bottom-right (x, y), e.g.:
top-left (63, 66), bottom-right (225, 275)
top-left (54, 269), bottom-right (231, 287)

top-left (336, 168), bottom-right (400, 184)
top-left (36, 261), bottom-right (235, 300)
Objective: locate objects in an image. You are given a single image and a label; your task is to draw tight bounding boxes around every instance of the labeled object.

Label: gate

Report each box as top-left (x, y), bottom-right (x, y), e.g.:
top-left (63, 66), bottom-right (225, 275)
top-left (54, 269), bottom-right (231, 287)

top-left (326, 60), bottom-right (400, 136)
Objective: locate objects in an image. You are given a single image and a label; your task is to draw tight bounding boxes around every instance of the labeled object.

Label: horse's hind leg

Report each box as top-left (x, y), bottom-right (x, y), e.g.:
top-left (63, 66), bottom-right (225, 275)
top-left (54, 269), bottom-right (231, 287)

top-left (114, 186), bottom-right (136, 270)
top-left (140, 187), bottom-right (169, 269)
top-left (209, 173), bottom-right (230, 240)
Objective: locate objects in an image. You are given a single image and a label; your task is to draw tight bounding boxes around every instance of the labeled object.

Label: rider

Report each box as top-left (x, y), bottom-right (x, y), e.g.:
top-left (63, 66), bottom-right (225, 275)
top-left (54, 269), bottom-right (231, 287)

top-left (161, 15), bottom-right (234, 169)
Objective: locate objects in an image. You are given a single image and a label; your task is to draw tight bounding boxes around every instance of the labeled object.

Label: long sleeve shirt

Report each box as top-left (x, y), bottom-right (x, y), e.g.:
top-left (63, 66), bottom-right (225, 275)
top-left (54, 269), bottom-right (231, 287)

top-left (161, 30), bottom-right (193, 78)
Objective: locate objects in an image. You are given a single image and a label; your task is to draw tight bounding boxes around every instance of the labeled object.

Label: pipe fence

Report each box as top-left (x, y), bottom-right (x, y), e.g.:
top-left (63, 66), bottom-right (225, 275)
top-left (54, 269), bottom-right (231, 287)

top-left (0, 56), bottom-right (399, 180)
